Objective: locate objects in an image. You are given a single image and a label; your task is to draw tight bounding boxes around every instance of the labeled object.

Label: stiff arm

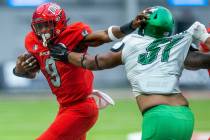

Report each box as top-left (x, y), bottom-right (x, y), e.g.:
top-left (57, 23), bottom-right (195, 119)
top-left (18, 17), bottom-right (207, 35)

top-left (68, 48), bottom-right (210, 71)
top-left (82, 12), bottom-right (147, 46)
top-left (68, 51), bottom-right (122, 70)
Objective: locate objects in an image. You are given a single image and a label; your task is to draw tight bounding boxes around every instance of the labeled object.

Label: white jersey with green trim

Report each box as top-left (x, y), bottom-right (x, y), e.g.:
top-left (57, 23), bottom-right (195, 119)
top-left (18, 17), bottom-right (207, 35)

top-left (120, 32), bottom-right (194, 96)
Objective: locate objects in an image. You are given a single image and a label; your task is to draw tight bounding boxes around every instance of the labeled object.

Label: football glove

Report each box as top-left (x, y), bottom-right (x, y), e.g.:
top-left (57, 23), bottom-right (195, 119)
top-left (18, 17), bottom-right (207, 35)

top-left (187, 21), bottom-right (210, 43)
top-left (49, 43), bottom-right (69, 63)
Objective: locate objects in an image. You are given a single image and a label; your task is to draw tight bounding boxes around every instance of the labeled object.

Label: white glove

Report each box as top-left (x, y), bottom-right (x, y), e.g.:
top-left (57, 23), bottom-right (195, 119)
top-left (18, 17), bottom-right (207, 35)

top-left (187, 21), bottom-right (210, 43)
top-left (91, 89), bottom-right (115, 109)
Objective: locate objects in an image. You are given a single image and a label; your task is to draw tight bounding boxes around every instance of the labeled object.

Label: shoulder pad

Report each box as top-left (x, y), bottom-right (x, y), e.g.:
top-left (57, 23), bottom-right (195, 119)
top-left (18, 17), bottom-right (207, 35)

top-left (110, 42), bottom-right (125, 52)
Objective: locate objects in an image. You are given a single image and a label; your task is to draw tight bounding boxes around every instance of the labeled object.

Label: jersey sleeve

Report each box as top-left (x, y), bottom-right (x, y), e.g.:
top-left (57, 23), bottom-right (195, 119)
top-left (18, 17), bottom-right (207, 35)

top-left (120, 34), bottom-right (136, 64)
top-left (75, 22), bottom-right (93, 41)
top-left (73, 22), bottom-right (93, 52)
top-left (25, 32), bottom-right (34, 54)
top-left (62, 22), bottom-right (93, 51)
top-left (81, 23), bottom-right (92, 38)
top-left (24, 32), bottom-right (40, 60)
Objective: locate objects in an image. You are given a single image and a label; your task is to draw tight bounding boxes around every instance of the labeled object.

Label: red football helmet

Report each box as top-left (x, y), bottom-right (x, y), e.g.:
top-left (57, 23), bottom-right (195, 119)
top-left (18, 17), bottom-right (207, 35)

top-left (31, 3), bottom-right (67, 45)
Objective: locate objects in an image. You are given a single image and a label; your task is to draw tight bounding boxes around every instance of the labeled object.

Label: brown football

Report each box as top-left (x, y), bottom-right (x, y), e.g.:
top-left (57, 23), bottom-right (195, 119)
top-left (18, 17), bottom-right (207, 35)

top-left (18, 53), bottom-right (40, 73)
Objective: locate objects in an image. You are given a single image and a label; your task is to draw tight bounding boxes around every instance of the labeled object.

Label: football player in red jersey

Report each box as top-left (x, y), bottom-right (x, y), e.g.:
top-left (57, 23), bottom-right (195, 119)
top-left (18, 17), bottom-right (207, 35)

top-left (13, 2), bottom-right (147, 140)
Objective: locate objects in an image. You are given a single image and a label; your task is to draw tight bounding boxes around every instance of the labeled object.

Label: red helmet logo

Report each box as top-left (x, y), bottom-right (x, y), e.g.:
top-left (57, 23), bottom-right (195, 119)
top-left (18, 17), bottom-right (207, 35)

top-left (31, 3), bottom-right (67, 44)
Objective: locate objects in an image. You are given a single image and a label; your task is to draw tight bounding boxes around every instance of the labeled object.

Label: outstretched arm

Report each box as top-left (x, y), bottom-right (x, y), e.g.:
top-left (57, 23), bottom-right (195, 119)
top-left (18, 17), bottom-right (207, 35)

top-left (83, 12), bottom-right (147, 46)
top-left (68, 51), bottom-right (122, 70)
top-left (49, 44), bottom-right (122, 70)
top-left (184, 50), bottom-right (210, 70)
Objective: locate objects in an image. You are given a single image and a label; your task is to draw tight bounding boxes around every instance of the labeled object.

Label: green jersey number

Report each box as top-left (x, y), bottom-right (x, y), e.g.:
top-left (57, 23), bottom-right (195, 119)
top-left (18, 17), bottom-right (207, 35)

top-left (45, 57), bottom-right (61, 87)
top-left (138, 36), bottom-right (184, 65)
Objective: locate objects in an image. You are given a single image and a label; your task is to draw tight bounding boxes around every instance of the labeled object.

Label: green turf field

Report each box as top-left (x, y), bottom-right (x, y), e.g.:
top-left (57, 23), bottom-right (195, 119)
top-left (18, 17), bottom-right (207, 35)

top-left (0, 97), bottom-right (209, 140)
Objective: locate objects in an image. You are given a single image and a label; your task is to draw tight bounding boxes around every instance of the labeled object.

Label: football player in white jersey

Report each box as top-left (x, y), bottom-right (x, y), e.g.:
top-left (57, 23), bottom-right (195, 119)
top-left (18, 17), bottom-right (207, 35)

top-left (50, 6), bottom-right (210, 140)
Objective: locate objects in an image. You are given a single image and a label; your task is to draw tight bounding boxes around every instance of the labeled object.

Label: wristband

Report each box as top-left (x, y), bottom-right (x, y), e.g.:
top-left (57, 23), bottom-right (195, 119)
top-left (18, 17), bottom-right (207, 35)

top-left (108, 26), bottom-right (119, 41)
top-left (120, 21), bottom-right (136, 35)
top-left (95, 55), bottom-right (102, 70)
top-left (81, 53), bottom-right (87, 69)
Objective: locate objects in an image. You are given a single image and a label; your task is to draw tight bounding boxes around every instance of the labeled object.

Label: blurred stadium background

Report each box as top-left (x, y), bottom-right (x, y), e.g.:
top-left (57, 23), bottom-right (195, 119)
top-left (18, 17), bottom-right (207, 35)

top-left (0, 0), bottom-right (209, 139)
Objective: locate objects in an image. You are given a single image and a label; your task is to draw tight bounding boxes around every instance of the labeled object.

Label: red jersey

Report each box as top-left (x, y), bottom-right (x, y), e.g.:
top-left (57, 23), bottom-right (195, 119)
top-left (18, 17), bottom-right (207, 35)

top-left (25, 22), bottom-right (94, 106)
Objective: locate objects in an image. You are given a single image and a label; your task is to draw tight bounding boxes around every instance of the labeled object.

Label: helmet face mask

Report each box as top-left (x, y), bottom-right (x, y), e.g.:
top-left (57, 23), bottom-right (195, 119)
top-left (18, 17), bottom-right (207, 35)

top-left (139, 6), bottom-right (175, 38)
top-left (32, 21), bottom-right (54, 37)
top-left (31, 3), bottom-right (67, 46)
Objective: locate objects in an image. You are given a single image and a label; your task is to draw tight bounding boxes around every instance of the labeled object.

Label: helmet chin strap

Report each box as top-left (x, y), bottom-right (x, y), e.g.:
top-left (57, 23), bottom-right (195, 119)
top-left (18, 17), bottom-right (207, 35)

top-left (41, 33), bottom-right (51, 47)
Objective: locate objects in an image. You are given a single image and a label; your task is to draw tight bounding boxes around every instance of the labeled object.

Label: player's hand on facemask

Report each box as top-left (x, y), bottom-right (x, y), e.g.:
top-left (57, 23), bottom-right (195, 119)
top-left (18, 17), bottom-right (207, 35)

top-left (131, 11), bottom-right (148, 29)
top-left (49, 44), bottom-right (69, 63)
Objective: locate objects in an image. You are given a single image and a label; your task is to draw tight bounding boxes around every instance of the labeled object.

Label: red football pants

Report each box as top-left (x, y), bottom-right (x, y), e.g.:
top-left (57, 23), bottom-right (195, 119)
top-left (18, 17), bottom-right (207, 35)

top-left (36, 97), bottom-right (98, 140)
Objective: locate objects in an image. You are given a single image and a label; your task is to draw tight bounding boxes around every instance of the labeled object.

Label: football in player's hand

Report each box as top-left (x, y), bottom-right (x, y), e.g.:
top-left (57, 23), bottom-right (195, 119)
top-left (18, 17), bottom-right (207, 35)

top-left (16, 53), bottom-right (40, 73)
